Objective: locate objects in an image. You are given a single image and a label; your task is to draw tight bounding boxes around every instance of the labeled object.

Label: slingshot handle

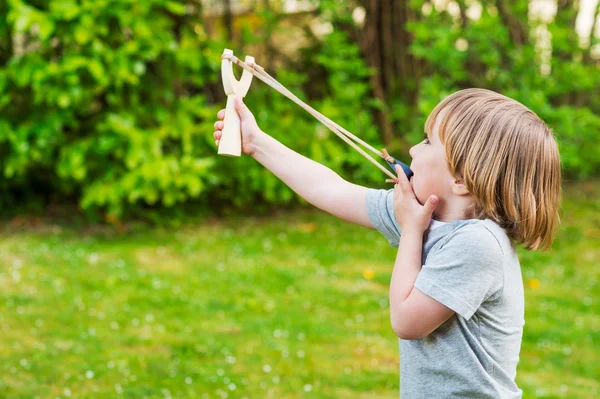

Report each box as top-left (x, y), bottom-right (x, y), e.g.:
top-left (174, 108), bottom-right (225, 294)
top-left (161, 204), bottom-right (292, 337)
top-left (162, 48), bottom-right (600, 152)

top-left (218, 49), bottom-right (254, 158)
top-left (217, 95), bottom-right (242, 157)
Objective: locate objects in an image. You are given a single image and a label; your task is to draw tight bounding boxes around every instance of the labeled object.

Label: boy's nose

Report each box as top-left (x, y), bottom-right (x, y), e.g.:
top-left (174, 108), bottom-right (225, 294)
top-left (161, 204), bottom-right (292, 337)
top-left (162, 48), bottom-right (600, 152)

top-left (409, 143), bottom-right (418, 158)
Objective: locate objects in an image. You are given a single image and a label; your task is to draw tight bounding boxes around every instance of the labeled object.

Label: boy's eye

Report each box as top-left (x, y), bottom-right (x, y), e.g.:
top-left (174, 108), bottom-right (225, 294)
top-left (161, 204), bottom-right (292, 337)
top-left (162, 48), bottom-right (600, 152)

top-left (423, 134), bottom-right (431, 144)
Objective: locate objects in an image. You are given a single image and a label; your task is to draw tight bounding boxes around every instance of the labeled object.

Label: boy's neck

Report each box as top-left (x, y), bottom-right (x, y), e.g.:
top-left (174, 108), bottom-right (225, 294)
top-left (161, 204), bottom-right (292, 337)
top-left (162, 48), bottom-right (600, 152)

top-left (433, 195), bottom-right (475, 223)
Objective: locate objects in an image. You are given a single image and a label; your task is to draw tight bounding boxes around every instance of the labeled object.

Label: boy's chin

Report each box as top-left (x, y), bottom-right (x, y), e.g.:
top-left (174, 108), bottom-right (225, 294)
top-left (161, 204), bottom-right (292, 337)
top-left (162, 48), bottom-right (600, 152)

top-left (415, 191), bottom-right (439, 207)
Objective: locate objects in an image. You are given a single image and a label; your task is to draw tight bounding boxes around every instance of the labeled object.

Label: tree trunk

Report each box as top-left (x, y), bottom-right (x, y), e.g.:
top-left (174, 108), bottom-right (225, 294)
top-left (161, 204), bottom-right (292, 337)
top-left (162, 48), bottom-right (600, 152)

top-left (358, 0), bottom-right (418, 148)
top-left (496, 0), bottom-right (529, 47)
top-left (224, 0), bottom-right (233, 42)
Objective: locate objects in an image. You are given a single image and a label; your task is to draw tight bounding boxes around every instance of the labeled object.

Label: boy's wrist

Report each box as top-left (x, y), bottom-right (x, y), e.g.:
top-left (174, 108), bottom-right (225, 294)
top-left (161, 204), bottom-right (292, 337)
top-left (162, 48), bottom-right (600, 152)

top-left (249, 130), bottom-right (267, 158)
top-left (400, 228), bottom-right (425, 240)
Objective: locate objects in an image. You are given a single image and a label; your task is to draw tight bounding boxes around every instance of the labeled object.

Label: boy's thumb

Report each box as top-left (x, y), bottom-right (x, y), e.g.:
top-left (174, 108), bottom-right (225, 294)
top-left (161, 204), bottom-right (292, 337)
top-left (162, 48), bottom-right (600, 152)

top-left (425, 195), bottom-right (439, 214)
top-left (234, 96), bottom-right (249, 119)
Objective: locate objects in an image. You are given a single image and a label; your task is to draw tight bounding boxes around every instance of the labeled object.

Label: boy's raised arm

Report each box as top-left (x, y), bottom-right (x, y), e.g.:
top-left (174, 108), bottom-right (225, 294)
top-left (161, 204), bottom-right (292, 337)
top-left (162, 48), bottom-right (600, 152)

top-left (251, 132), bottom-right (374, 229)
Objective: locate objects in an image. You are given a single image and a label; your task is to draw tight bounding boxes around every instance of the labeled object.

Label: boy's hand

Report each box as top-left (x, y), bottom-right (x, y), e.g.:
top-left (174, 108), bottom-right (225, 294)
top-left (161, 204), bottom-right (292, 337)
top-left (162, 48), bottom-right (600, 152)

top-left (393, 165), bottom-right (438, 234)
top-left (213, 96), bottom-right (264, 157)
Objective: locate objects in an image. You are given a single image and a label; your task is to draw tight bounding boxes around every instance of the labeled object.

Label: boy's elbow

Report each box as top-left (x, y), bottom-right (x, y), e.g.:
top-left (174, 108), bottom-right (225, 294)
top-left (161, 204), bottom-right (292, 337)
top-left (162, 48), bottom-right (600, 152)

top-left (391, 320), bottom-right (427, 340)
top-left (394, 328), bottom-right (427, 341)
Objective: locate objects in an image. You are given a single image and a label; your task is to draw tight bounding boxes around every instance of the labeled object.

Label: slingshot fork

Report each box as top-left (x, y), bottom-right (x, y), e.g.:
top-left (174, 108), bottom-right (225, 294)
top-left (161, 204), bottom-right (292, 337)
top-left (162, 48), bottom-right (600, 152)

top-left (218, 49), bottom-right (255, 157)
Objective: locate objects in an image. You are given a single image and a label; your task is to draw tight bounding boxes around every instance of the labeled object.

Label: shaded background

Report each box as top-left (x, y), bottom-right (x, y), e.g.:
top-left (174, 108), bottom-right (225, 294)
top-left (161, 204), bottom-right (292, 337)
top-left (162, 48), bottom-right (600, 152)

top-left (0, 0), bottom-right (598, 398)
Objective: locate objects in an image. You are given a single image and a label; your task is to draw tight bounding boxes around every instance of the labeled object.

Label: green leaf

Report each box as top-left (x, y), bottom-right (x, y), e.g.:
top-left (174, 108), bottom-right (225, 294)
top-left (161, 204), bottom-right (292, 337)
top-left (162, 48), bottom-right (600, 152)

top-left (74, 25), bottom-right (92, 44)
top-left (50, 0), bottom-right (80, 20)
top-left (38, 17), bottom-right (55, 40)
top-left (58, 94), bottom-right (71, 108)
top-left (165, 1), bottom-right (186, 15)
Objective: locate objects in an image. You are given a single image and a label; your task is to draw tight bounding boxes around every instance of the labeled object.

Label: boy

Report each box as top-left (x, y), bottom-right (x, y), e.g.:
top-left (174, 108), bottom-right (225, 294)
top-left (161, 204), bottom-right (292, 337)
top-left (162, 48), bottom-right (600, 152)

top-left (213, 89), bottom-right (561, 398)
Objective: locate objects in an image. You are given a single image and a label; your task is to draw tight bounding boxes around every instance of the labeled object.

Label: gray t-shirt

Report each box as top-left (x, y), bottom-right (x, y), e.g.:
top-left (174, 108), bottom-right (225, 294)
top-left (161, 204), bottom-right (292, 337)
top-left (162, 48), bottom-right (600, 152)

top-left (366, 188), bottom-right (525, 399)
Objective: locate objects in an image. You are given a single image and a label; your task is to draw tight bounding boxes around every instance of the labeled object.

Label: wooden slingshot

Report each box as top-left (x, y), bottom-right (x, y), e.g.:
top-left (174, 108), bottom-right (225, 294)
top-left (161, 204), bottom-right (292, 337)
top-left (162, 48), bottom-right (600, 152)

top-left (219, 49), bottom-right (413, 182)
top-left (218, 49), bottom-right (255, 157)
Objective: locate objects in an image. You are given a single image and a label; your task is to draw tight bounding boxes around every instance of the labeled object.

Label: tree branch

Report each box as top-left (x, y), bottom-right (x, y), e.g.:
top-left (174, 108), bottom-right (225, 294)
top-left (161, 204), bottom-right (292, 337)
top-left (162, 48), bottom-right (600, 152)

top-left (495, 0), bottom-right (529, 47)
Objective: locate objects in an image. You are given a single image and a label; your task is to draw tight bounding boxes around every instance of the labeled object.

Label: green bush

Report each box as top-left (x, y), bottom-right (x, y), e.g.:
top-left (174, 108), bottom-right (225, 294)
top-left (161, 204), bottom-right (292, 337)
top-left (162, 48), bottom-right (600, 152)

top-left (1, 0), bottom-right (223, 217)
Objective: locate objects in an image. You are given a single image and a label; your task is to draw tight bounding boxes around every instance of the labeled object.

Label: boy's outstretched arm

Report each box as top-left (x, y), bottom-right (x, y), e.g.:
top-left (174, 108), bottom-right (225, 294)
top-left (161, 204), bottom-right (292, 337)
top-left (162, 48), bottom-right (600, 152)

top-left (252, 132), bottom-right (374, 229)
top-left (214, 97), bottom-right (375, 229)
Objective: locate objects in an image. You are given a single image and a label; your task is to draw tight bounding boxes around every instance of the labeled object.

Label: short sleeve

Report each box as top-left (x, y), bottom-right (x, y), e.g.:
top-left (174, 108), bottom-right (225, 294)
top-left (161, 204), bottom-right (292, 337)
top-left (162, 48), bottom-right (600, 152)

top-left (414, 225), bottom-right (504, 320)
top-left (365, 188), bottom-right (401, 247)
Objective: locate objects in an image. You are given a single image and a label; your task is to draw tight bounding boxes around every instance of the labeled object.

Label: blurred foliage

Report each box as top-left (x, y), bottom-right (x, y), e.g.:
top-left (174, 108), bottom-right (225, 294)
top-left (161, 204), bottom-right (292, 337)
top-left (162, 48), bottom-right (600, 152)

top-left (0, 0), bottom-right (598, 220)
top-left (0, 0), bottom-right (226, 218)
top-left (406, 0), bottom-right (600, 177)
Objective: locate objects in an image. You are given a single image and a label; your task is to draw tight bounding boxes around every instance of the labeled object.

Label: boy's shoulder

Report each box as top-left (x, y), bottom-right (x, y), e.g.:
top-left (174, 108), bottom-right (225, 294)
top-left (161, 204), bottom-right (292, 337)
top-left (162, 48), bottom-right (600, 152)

top-left (427, 218), bottom-right (509, 259)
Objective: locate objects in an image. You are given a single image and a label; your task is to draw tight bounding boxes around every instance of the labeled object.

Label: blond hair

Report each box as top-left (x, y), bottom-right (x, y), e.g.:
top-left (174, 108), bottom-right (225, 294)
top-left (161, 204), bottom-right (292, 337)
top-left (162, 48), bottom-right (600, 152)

top-left (425, 88), bottom-right (561, 251)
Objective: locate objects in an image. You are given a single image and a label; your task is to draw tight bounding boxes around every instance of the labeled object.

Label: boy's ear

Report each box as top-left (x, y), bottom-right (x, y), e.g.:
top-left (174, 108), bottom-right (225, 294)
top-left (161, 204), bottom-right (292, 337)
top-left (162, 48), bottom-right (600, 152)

top-left (451, 179), bottom-right (470, 196)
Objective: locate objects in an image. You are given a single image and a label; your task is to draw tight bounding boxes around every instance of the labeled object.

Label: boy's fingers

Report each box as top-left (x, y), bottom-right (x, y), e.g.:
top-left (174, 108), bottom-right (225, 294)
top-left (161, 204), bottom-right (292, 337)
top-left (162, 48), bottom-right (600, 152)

top-left (214, 121), bottom-right (223, 130)
top-left (393, 183), bottom-right (403, 201)
top-left (216, 139), bottom-right (220, 147)
top-left (395, 165), bottom-right (412, 195)
top-left (214, 131), bottom-right (221, 140)
top-left (218, 109), bottom-right (225, 119)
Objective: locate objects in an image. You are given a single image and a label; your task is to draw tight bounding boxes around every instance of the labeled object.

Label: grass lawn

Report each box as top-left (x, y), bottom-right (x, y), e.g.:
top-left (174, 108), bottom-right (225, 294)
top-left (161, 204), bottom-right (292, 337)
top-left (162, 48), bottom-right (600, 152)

top-left (1, 180), bottom-right (598, 398)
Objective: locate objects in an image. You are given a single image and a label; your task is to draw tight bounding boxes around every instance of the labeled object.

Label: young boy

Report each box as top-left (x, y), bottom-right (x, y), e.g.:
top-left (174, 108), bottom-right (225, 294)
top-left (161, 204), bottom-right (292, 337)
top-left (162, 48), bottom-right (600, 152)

top-left (213, 88), bottom-right (561, 398)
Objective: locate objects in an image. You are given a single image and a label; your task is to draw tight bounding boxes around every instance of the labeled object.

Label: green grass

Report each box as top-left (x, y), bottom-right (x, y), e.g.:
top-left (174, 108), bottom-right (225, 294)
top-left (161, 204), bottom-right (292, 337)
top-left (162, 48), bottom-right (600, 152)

top-left (1, 180), bottom-right (598, 398)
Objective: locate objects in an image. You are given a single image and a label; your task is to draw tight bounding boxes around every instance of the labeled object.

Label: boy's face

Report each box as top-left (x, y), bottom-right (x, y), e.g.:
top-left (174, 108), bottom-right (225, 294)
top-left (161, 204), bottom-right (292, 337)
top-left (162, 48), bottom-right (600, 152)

top-left (409, 110), bottom-right (456, 207)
